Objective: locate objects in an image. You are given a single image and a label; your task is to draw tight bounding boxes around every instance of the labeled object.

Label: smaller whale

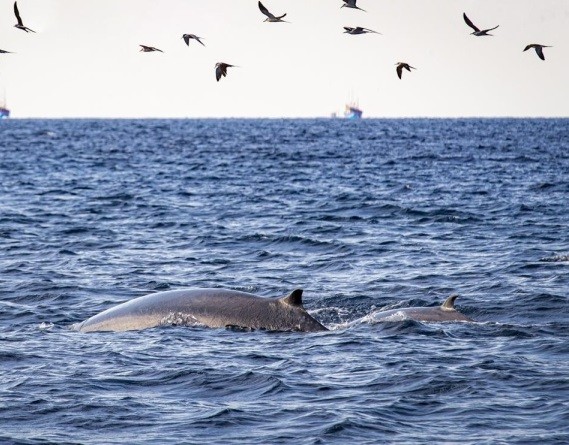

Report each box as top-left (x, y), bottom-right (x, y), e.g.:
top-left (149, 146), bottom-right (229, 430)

top-left (74, 288), bottom-right (328, 333)
top-left (370, 295), bottom-right (472, 323)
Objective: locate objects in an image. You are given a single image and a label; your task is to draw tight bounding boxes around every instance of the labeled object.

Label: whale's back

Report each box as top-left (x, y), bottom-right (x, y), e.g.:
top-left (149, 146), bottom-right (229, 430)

top-left (75, 288), bottom-right (327, 333)
top-left (371, 295), bottom-right (472, 323)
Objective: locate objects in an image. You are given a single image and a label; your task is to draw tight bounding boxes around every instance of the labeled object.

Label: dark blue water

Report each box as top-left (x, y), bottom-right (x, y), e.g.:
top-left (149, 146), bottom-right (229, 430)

top-left (1, 119), bottom-right (568, 444)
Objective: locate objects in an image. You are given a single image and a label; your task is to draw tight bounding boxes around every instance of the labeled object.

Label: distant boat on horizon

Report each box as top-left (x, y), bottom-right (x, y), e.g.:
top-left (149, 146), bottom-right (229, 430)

top-left (343, 102), bottom-right (363, 119)
top-left (331, 101), bottom-right (363, 119)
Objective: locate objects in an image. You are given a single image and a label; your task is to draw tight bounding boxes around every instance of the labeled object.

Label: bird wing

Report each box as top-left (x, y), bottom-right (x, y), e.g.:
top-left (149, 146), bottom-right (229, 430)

top-left (140, 45), bottom-right (162, 52)
top-left (343, 27), bottom-right (354, 32)
top-left (14, 1), bottom-right (24, 26)
top-left (463, 13), bottom-right (480, 32)
top-left (194, 36), bottom-right (205, 46)
top-left (535, 46), bottom-right (545, 60)
top-left (258, 1), bottom-right (275, 19)
top-left (183, 35), bottom-right (190, 46)
top-left (485, 25), bottom-right (499, 32)
top-left (396, 64), bottom-right (403, 79)
top-left (215, 64), bottom-right (225, 81)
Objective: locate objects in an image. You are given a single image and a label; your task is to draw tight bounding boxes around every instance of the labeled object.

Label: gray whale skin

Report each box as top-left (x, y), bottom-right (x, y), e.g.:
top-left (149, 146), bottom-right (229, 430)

top-left (74, 288), bottom-right (328, 333)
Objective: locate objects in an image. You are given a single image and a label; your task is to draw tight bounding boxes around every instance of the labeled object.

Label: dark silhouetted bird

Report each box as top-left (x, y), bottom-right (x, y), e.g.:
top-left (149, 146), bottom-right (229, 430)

top-left (340, 0), bottom-right (366, 12)
top-left (396, 62), bottom-right (416, 79)
top-left (139, 45), bottom-right (163, 53)
top-left (182, 34), bottom-right (205, 46)
top-left (258, 1), bottom-right (288, 22)
top-left (523, 44), bottom-right (551, 61)
top-left (343, 26), bottom-right (380, 35)
top-left (341, 0), bottom-right (366, 12)
top-left (215, 63), bottom-right (235, 82)
top-left (14, 2), bottom-right (35, 33)
top-left (463, 13), bottom-right (498, 36)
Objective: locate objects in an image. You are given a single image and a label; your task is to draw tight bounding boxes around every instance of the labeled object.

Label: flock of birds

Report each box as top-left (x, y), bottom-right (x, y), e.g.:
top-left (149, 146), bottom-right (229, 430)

top-left (1, 0), bottom-right (554, 84)
top-left (461, 12), bottom-right (551, 61)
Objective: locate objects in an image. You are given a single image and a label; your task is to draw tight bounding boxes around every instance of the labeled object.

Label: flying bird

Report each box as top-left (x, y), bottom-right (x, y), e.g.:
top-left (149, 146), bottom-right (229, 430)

top-left (343, 26), bottom-right (380, 35)
top-left (523, 44), bottom-right (551, 61)
top-left (13, 1), bottom-right (35, 33)
top-left (396, 62), bottom-right (416, 79)
top-left (463, 13), bottom-right (498, 36)
top-left (182, 34), bottom-right (205, 46)
top-left (215, 62), bottom-right (235, 82)
top-left (258, 1), bottom-right (288, 22)
top-left (341, 0), bottom-right (366, 12)
top-left (139, 45), bottom-right (163, 53)
top-left (0, 49), bottom-right (14, 54)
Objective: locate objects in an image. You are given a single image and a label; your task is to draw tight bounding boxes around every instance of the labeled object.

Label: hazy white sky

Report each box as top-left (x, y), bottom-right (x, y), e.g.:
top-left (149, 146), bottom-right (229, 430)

top-left (0, 0), bottom-right (567, 118)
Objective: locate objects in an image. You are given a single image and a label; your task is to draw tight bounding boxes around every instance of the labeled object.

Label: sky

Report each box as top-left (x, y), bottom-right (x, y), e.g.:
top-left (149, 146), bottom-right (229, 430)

top-left (0, 0), bottom-right (567, 118)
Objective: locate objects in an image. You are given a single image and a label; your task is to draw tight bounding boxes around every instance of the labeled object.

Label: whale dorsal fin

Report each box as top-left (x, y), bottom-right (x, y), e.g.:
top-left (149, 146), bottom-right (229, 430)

top-left (441, 294), bottom-right (459, 310)
top-left (280, 289), bottom-right (303, 307)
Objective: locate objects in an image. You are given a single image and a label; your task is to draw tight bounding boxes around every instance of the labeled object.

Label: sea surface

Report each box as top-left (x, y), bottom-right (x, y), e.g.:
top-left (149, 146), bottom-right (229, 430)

top-left (0, 118), bottom-right (568, 444)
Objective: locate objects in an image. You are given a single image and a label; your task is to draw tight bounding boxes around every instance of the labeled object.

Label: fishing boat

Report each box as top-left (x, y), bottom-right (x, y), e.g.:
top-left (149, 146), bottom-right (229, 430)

top-left (343, 102), bottom-right (362, 119)
top-left (330, 100), bottom-right (363, 119)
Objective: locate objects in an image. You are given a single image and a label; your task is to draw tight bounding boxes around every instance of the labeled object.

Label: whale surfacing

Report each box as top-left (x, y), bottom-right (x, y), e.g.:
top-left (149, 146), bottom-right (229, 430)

top-left (371, 295), bottom-right (472, 323)
top-left (74, 288), bottom-right (328, 333)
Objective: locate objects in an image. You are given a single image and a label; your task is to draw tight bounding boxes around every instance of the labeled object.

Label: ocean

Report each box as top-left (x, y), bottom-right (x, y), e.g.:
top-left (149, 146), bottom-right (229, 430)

top-left (0, 118), bottom-right (568, 444)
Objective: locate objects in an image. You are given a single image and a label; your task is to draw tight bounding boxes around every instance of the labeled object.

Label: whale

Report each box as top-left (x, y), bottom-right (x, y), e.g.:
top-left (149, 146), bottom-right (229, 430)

top-left (74, 288), bottom-right (328, 333)
top-left (370, 295), bottom-right (472, 323)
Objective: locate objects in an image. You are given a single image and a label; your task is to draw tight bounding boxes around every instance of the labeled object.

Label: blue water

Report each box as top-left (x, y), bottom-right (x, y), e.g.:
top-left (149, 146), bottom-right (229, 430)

top-left (1, 118), bottom-right (568, 444)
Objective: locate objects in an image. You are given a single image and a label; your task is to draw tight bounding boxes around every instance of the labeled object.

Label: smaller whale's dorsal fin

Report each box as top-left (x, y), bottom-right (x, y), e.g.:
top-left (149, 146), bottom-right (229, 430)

top-left (441, 294), bottom-right (459, 310)
top-left (280, 289), bottom-right (303, 307)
